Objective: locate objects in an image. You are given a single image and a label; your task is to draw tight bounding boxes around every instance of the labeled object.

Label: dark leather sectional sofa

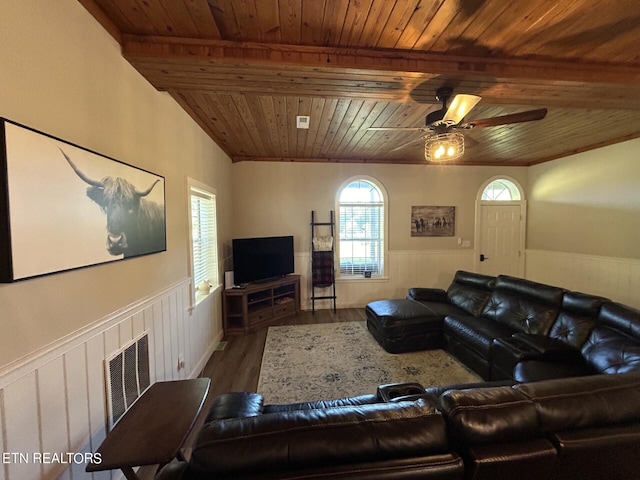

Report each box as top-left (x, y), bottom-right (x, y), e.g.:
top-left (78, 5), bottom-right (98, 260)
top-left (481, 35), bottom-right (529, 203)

top-left (156, 271), bottom-right (640, 480)
top-left (366, 270), bottom-right (640, 383)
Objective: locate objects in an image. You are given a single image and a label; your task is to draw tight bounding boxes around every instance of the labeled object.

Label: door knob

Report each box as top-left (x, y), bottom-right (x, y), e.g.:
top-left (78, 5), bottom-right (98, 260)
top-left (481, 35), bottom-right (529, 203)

top-left (480, 254), bottom-right (489, 262)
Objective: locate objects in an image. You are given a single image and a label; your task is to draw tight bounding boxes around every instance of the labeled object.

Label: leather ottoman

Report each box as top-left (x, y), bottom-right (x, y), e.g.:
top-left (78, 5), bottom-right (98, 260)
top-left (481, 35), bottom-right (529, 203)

top-left (366, 299), bottom-right (444, 353)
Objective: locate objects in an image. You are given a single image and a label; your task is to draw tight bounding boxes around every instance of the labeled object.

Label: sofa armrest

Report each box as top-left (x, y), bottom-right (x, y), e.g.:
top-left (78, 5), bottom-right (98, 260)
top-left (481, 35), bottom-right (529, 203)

top-left (264, 394), bottom-right (380, 413)
top-left (424, 380), bottom-right (516, 400)
top-left (155, 461), bottom-right (190, 480)
top-left (407, 288), bottom-right (447, 302)
top-left (511, 333), bottom-right (581, 359)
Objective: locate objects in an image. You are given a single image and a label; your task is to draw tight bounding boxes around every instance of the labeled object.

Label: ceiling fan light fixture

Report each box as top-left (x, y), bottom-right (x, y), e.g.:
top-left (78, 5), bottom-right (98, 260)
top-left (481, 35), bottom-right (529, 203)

top-left (442, 94), bottom-right (482, 125)
top-left (425, 132), bottom-right (464, 162)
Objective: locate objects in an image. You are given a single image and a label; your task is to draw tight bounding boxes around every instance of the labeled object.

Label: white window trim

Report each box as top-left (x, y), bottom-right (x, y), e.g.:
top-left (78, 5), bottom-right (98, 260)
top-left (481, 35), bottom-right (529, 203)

top-left (187, 177), bottom-right (221, 307)
top-left (335, 175), bottom-right (389, 281)
top-left (477, 175), bottom-right (524, 202)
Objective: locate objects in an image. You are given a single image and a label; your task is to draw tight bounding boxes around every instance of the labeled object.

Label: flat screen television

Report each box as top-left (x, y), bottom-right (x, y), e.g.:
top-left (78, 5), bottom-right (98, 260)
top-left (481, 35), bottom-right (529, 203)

top-left (232, 235), bottom-right (294, 285)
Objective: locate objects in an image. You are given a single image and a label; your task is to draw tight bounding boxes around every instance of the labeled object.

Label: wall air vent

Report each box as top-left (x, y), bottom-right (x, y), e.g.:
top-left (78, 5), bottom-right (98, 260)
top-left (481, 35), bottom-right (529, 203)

top-left (105, 331), bottom-right (151, 428)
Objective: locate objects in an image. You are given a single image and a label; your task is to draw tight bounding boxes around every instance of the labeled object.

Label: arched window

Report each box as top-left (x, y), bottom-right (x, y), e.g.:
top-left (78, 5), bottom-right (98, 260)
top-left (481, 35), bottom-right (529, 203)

top-left (481, 178), bottom-right (522, 201)
top-left (337, 178), bottom-right (386, 277)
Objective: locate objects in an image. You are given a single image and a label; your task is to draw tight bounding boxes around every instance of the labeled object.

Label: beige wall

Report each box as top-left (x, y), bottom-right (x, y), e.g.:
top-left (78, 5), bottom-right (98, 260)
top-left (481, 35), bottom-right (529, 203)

top-left (527, 139), bottom-right (640, 259)
top-left (231, 161), bottom-right (528, 253)
top-left (0, 0), bottom-right (232, 368)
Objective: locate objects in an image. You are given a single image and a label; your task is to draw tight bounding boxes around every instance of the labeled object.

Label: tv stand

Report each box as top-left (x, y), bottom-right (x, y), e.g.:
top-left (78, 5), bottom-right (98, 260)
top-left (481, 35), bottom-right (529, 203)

top-left (223, 275), bottom-right (301, 334)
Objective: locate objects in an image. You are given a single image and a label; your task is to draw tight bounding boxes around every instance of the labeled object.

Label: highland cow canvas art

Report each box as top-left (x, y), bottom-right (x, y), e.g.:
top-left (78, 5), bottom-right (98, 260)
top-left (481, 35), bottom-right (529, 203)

top-left (0, 118), bottom-right (166, 282)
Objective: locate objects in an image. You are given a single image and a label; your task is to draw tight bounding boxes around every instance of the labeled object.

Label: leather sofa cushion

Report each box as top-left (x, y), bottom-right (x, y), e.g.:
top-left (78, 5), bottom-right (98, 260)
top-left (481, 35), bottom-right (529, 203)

top-left (562, 291), bottom-right (608, 317)
top-left (582, 303), bottom-right (640, 374)
top-left (450, 270), bottom-right (496, 290)
top-left (546, 291), bottom-right (603, 349)
top-left (192, 399), bottom-right (448, 475)
top-left (598, 302), bottom-right (640, 341)
top-left (438, 386), bottom-right (538, 446)
top-left (445, 271), bottom-right (495, 317)
top-left (493, 275), bottom-right (564, 306)
top-left (581, 326), bottom-right (640, 374)
top-left (548, 312), bottom-right (596, 349)
top-left (446, 283), bottom-right (492, 317)
top-left (481, 290), bottom-right (560, 335)
top-left (515, 372), bottom-right (640, 432)
top-left (444, 314), bottom-right (514, 357)
top-left (205, 392), bottom-right (263, 422)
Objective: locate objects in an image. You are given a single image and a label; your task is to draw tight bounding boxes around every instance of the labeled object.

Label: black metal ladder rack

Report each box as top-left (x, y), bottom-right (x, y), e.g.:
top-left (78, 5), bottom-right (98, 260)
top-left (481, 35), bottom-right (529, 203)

top-left (310, 210), bottom-right (337, 313)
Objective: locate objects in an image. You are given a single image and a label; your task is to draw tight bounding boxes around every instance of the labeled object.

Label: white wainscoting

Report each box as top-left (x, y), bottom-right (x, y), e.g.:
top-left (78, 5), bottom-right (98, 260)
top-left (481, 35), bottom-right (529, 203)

top-left (525, 250), bottom-right (640, 310)
top-left (297, 248), bottom-right (640, 311)
top-left (297, 250), bottom-right (476, 310)
top-left (0, 277), bottom-right (222, 480)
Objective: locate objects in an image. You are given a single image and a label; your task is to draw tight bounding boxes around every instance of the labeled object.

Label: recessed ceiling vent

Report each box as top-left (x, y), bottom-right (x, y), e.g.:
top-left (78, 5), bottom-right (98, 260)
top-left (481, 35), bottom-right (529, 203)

top-left (296, 115), bottom-right (310, 129)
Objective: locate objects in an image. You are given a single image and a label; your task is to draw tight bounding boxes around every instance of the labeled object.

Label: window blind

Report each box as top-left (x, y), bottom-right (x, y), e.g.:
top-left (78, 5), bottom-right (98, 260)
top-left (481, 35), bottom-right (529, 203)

top-left (190, 188), bottom-right (218, 294)
top-left (339, 203), bottom-right (383, 275)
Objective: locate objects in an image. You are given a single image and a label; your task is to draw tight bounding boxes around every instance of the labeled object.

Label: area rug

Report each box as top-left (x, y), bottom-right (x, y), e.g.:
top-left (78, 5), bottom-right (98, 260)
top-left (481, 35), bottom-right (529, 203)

top-left (257, 321), bottom-right (481, 404)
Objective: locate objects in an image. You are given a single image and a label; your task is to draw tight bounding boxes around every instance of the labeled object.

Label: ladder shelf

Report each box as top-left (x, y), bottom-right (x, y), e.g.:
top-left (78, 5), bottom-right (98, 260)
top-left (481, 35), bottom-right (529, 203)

top-left (310, 210), bottom-right (337, 313)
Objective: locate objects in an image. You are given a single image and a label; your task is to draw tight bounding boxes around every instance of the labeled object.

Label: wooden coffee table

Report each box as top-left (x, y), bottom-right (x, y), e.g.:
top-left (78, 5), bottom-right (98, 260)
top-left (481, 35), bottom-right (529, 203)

top-left (86, 378), bottom-right (210, 480)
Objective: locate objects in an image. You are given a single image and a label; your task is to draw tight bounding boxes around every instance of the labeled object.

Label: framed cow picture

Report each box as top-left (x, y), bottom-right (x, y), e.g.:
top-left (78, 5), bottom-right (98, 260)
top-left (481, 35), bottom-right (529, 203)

top-left (0, 118), bottom-right (166, 282)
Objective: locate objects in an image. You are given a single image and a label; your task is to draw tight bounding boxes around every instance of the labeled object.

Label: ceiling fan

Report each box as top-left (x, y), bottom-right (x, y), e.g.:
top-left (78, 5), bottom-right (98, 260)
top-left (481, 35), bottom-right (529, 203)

top-left (368, 87), bottom-right (548, 161)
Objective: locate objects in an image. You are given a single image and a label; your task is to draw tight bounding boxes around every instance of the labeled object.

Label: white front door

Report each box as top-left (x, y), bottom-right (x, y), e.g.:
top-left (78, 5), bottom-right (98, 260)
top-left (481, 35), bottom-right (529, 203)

top-left (477, 203), bottom-right (523, 277)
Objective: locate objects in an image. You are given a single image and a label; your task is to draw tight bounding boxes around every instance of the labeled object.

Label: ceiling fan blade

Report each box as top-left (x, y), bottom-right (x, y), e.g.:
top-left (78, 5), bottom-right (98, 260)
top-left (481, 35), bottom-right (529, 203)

top-left (443, 94), bottom-right (481, 125)
top-left (460, 108), bottom-right (548, 129)
top-left (389, 137), bottom-right (424, 152)
top-left (464, 134), bottom-right (479, 147)
top-left (367, 127), bottom-right (426, 132)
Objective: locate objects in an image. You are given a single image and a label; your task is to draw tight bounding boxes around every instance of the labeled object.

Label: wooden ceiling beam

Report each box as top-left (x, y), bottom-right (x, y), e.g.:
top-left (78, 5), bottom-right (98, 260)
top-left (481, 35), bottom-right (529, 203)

top-left (122, 34), bottom-right (640, 86)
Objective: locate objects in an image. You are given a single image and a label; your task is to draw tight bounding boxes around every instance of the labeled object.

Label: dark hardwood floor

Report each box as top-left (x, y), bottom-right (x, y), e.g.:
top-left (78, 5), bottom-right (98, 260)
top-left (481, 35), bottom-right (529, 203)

top-left (138, 308), bottom-right (366, 479)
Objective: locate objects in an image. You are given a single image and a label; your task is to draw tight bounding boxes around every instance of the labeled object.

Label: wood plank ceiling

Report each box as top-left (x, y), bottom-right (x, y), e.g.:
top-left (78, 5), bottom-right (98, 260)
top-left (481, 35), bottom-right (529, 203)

top-left (79, 0), bottom-right (640, 165)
